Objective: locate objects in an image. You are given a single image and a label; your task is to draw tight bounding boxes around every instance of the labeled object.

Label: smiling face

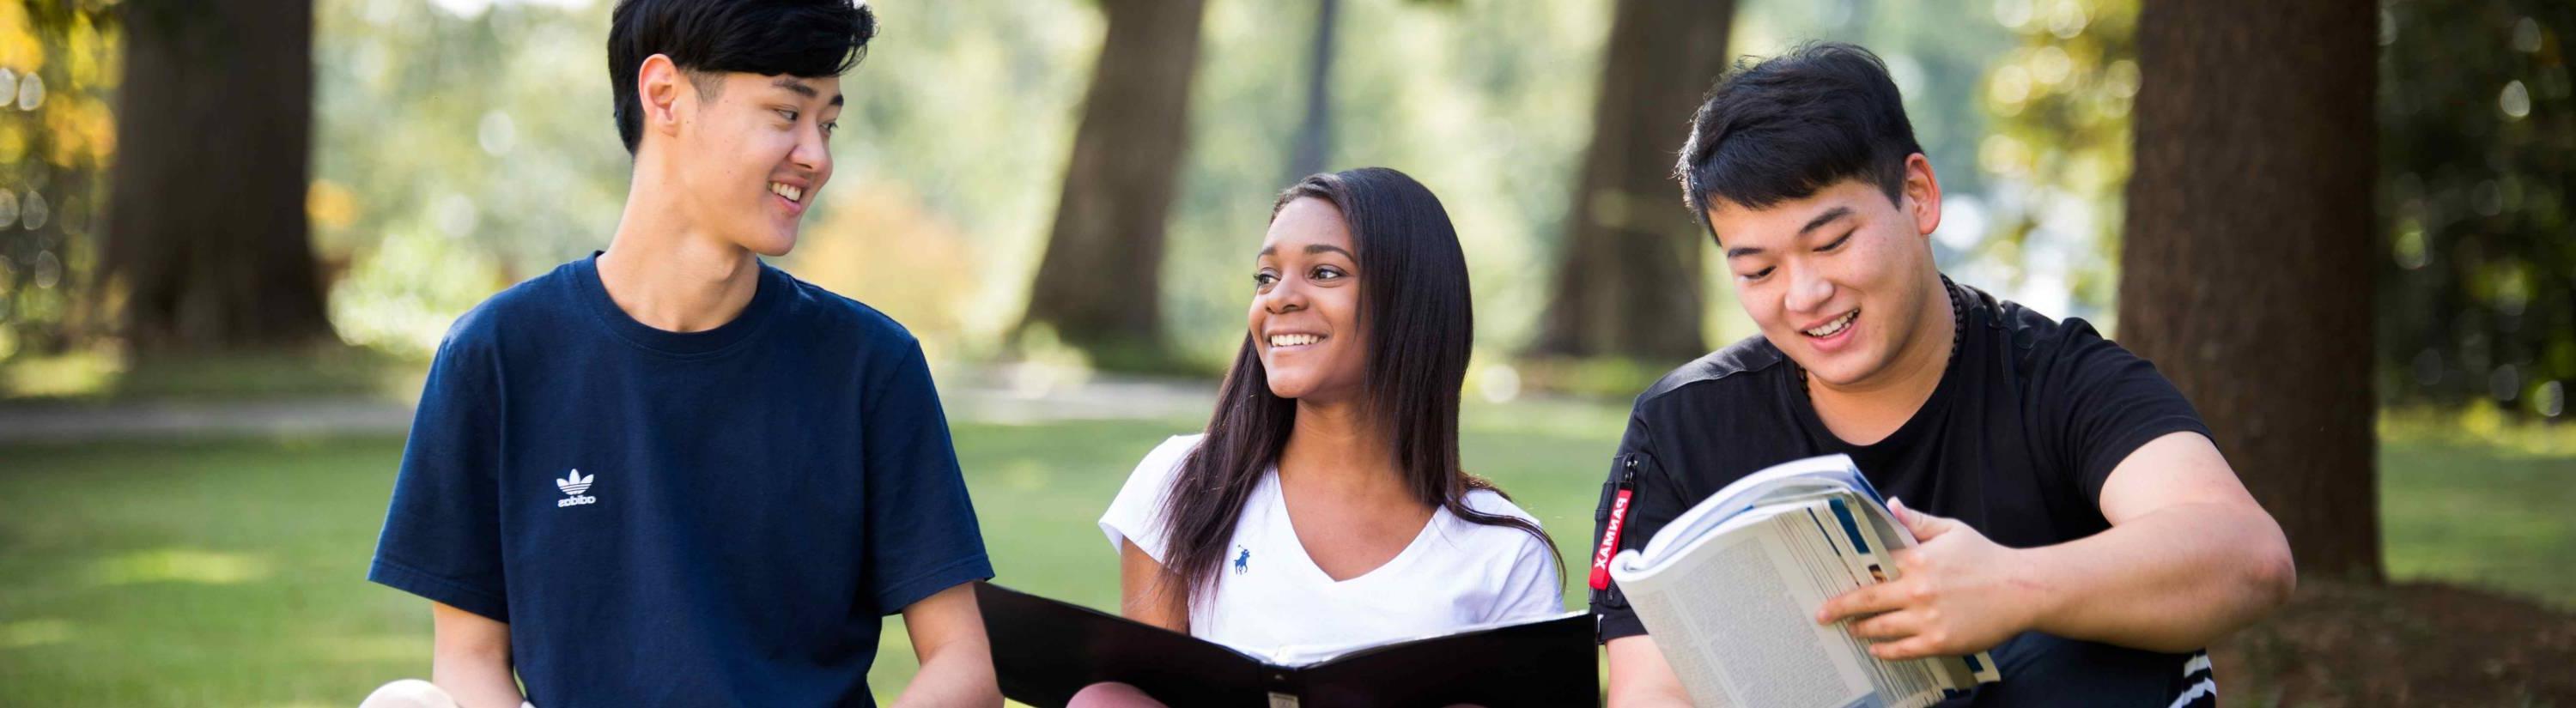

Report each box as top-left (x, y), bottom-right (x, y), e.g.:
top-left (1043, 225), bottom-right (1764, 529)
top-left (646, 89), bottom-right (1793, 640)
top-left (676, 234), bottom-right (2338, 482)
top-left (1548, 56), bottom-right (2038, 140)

top-left (1710, 154), bottom-right (1947, 390)
top-left (1251, 197), bottom-right (1370, 403)
top-left (656, 67), bottom-right (841, 257)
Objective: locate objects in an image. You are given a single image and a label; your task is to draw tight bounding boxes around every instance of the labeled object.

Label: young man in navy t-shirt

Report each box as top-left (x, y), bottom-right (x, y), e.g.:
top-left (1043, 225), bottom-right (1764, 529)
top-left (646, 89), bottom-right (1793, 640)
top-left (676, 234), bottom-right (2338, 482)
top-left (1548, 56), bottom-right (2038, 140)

top-left (1593, 44), bottom-right (2297, 706)
top-left (364, 2), bottom-right (998, 705)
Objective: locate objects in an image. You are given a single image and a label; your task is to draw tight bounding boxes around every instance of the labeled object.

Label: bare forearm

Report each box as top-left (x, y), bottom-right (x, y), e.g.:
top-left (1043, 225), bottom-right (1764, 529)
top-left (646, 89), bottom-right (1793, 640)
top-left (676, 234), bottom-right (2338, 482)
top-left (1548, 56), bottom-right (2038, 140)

top-left (892, 584), bottom-right (1000, 708)
top-left (2021, 501), bottom-right (2295, 651)
top-left (429, 602), bottom-right (525, 708)
top-left (890, 639), bottom-right (999, 708)
top-left (432, 649), bottom-right (526, 708)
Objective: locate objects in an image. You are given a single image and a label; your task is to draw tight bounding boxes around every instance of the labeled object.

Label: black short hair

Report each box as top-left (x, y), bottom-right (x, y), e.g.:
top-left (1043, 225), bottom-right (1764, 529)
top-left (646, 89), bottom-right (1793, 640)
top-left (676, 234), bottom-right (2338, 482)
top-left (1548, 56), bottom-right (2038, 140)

top-left (1675, 42), bottom-right (1923, 237)
top-left (608, 0), bottom-right (878, 155)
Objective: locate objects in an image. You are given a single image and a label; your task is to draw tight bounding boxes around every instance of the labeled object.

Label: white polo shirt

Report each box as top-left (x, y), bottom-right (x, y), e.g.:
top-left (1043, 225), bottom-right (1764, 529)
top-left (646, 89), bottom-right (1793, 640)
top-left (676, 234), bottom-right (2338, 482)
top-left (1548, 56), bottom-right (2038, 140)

top-left (1098, 434), bottom-right (1566, 663)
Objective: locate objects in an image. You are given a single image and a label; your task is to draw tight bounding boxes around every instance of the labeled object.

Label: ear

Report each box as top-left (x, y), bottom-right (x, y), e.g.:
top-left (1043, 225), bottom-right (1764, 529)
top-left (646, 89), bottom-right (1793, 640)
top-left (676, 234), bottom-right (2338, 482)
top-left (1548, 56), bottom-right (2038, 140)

top-left (637, 54), bottom-right (689, 144)
top-left (1901, 153), bottom-right (1942, 239)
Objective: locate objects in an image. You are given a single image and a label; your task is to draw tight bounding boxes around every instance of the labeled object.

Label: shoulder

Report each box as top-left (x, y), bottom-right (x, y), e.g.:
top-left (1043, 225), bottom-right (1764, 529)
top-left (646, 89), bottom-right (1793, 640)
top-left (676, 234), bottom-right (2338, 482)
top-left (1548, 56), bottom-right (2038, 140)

top-left (1965, 283), bottom-right (2117, 366)
top-left (1139, 433), bottom-right (1206, 476)
top-left (1638, 334), bottom-right (1790, 402)
top-left (1627, 333), bottom-right (1795, 432)
top-left (1968, 286), bottom-right (2149, 392)
top-left (1101, 433), bottom-right (1207, 555)
top-left (435, 258), bottom-right (590, 358)
top-left (1114, 433), bottom-right (1206, 505)
top-left (772, 264), bottom-right (921, 353)
top-left (1459, 487), bottom-right (1540, 525)
top-left (1443, 488), bottom-right (1552, 558)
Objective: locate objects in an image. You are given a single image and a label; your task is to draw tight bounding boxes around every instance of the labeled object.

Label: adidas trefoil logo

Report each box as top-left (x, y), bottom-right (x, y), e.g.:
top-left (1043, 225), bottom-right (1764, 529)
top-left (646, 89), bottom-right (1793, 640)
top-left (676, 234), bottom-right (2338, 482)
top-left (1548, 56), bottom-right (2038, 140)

top-left (556, 469), bottom-right (597, 507)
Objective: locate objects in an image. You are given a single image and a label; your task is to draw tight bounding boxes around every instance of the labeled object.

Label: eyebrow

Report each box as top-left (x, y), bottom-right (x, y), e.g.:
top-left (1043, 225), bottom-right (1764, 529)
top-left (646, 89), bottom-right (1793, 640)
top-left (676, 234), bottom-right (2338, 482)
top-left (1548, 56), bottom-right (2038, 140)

top-left (1722, 206), bottom-right (1853, 259)
top-left (770, 77), bottom-right (844, 107)
top-left (1255, 244), bottom-right (1358, 259)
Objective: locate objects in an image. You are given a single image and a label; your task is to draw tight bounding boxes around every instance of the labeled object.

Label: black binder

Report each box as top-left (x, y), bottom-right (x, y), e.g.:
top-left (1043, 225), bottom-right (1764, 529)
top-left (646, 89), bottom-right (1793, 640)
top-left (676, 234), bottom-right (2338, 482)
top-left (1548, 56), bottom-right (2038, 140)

top-left (975, 583), bottom-right (1599, 707)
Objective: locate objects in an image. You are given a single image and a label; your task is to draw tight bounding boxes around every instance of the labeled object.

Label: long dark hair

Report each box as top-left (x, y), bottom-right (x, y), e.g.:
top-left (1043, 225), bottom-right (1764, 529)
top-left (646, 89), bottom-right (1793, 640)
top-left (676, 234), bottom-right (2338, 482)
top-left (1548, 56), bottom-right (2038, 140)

top-left (1149, 166), bottom-right (1560, 618)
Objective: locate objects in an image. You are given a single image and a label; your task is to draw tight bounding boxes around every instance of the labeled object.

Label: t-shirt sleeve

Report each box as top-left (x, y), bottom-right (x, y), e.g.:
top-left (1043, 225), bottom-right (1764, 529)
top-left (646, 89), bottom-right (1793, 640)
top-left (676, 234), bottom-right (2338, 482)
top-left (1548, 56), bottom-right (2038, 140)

top-left (1589, 411), bottom-right (1692, 644)
top-left (1486, 533), bottom-right (1569, 624)
top-left (1098, 435), bottom-right (1200, 563)
top-left (2037, 321), bottom-right (2217, 509)
top-left (368, 328), bottom-right (512, 621)
top-left (860, 340), bottom-right (994, 616)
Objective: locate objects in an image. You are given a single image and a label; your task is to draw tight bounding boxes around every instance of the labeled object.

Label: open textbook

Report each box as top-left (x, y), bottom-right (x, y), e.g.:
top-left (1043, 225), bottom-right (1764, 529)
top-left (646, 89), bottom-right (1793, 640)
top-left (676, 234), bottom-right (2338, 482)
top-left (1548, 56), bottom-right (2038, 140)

top-left (975, 583), bottom-right (1595, 707)
top-left (1606, 454), bottom-right (2002, 708)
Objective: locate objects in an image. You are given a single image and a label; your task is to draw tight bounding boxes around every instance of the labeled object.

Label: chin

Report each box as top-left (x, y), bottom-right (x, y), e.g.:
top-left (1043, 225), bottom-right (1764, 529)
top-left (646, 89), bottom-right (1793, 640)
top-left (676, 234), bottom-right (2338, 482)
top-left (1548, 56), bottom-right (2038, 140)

top-left (1264, 376), bottom-right (1315, 400)
top-left (744, 233), bottom-right (798, 257)
top-left (1802, 353), bottom-right (1889, 387)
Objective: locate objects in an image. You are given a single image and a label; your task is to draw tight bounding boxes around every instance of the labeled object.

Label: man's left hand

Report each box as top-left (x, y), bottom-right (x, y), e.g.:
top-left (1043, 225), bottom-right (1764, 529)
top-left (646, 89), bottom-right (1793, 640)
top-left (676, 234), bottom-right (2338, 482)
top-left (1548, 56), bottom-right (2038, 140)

top-left (1815, 498), bottom-right (2042, 661)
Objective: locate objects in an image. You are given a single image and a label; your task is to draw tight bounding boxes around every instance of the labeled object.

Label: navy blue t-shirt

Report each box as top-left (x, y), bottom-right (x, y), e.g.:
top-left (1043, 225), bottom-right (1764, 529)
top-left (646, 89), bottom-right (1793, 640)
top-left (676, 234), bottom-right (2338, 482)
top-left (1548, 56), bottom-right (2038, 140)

top-left (370, 254), bottom-right (993, 706)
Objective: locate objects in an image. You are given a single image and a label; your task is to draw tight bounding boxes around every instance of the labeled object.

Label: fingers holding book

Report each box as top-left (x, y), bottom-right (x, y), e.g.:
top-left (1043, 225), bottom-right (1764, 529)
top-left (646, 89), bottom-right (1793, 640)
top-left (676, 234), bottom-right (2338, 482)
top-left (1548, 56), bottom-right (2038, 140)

top-left (1817, 498), bottom-right (2043, 662)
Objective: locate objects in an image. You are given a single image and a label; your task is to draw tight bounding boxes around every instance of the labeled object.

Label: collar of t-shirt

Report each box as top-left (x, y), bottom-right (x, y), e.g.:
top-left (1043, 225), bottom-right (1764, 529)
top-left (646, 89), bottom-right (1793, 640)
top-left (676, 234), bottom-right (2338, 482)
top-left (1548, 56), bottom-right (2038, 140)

top-left (571, 251), bottom-right (790, 358)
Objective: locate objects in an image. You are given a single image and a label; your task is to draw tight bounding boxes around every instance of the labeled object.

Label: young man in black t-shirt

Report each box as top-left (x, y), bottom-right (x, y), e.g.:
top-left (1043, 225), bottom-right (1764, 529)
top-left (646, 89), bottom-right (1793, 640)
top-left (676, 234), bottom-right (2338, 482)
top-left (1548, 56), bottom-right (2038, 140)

top-left (1592, 43), bottom-right (2296, 706)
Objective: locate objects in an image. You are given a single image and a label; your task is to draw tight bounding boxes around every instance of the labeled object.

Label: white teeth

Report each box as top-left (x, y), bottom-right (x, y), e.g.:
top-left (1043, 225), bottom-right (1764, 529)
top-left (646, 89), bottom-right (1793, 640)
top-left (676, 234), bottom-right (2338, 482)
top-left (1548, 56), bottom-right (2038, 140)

top-left (1268, 334), bottom-right (1322, 348)
top-left (769, 182), bottom-right (804, 203)
top-left (1802, 310), bottom-right (1857, 337)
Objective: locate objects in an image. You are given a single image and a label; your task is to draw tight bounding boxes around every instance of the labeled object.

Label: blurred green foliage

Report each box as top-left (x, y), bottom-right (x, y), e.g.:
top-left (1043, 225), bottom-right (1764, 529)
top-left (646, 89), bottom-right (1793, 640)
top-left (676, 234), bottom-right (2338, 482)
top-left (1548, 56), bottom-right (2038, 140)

top-left (1971, 0), bottom-right (2135, 324)
top-left (0, 0), bottom-right (118, 359)
top-left (0, 0), bottom-right (2566, 420)
top-left (2378, 0), bottom-right (2573, 417)
top-left (250, 0), bottom-right (2024, 372)
top-left (1973, 0), bottom-right (2571, 420)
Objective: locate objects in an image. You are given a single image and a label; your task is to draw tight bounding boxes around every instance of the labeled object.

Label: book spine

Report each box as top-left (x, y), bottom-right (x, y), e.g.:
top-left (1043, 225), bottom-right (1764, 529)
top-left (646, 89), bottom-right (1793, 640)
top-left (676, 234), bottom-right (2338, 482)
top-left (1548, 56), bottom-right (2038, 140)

top-left (1263, 665), bottom-right (1300, 707)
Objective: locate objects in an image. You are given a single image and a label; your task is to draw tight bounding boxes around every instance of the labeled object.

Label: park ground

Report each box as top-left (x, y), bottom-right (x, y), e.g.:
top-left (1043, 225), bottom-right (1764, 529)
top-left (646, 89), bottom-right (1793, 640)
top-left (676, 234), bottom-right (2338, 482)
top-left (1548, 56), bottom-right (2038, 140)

top-left (1, 379), bottom-right (2571, 706)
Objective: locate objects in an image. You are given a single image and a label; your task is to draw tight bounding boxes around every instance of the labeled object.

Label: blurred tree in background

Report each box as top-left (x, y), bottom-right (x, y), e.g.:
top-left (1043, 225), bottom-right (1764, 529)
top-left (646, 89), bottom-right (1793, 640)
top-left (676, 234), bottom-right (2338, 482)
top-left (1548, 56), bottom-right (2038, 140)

top-left (1528, 0), bottom-right (1734, 364)
top-left (0, 0), bottom-right (2018, 377)
top-left (0, 0), bottom-right (2561, 425)
top-left (1284, 0), bottom-right (1340, 185)
top-left (1017, 0), bottom-right (1208, 372)
top-left (2121, 0), bottom-right (2380, 578)
top-left (1986, 0), bottom-right (2571, 426)
top-left (105, 0), bottom-right (332, 353)
top-left (2379, 0), bottom-right (2573, 420)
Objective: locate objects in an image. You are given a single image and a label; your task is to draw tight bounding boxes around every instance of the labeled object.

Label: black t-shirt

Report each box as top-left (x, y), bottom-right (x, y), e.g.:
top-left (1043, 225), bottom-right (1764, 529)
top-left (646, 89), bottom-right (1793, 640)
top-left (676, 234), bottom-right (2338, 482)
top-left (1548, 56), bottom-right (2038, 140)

top-left (1590, 279), bottom-right (2218, 706)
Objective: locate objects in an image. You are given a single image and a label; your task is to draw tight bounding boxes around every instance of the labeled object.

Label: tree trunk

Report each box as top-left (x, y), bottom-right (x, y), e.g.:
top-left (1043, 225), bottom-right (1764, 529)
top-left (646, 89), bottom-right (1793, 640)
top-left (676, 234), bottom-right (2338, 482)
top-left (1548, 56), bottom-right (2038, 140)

top-left (1285, 0), bottom-right (1340, 183)
top-left (2119, 0), bottom-right (2380, 581)
top-left (104, 0), bottom-right (333, 352)
top-left (1018, 0), bottom-right (1208, 369)
top-left (1531, 0), bottom-right (1735, 362)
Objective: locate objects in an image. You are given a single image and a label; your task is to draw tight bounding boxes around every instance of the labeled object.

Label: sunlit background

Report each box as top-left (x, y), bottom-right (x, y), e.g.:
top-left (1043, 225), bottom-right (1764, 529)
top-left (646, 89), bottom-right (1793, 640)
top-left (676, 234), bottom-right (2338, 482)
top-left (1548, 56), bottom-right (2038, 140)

top-left (1, 0), bottom-right (2570, 705)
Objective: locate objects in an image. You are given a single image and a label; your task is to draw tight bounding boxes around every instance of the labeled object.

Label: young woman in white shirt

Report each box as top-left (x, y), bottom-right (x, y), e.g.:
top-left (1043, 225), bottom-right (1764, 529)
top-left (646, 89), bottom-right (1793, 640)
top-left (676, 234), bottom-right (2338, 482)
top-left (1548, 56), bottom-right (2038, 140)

top-left (1077, 167), bottom-right (1565, 706)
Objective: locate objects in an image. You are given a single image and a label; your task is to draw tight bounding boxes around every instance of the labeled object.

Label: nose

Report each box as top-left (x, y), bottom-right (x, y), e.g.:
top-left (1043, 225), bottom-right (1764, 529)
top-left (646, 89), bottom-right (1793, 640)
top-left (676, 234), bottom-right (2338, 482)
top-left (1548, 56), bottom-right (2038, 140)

top-left (1783, 263), bottom-right (1834, 315)
top-left (790, 123), bottom-right (831, 181)
top-left (1258, 274), bottom-right (1309, 316)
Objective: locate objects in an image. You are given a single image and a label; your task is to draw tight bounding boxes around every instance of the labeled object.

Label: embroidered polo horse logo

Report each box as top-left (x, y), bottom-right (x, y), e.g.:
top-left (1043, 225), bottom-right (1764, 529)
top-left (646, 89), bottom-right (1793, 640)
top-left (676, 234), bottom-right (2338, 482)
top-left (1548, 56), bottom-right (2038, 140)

top-left (1233, 546), bottom-right (1251, 575)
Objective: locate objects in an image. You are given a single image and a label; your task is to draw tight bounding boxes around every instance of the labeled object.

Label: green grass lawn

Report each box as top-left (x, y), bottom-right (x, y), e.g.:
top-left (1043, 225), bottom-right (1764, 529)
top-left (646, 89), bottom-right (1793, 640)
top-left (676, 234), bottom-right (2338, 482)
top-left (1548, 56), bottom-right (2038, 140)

top-left (0, 400), bottom-right (2567, 705)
